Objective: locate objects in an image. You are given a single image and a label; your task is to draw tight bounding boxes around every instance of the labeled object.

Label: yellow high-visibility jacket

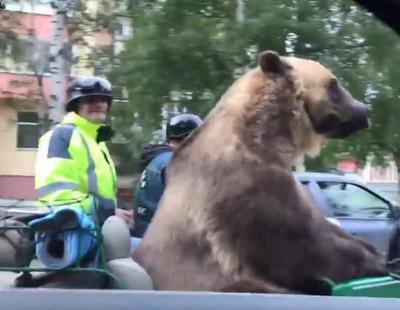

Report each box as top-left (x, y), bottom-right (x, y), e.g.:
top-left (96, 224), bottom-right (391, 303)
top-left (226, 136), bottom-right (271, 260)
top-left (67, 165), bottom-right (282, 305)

top-left (35, 112), bottom-right (117, 221)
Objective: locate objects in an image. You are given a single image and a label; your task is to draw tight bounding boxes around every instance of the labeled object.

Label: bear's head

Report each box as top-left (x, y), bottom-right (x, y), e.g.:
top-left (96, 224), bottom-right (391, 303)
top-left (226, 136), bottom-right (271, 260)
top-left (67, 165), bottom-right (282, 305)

top-left (232, 50), bottom-right (369, 162)
top-left (279, 53), bottom-right (369, 139)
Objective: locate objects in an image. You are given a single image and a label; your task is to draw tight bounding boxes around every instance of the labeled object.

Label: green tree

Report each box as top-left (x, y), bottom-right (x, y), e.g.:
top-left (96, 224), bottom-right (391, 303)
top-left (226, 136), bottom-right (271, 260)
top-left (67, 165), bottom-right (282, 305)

top-left (111, 0), bottom-right (400, 180)
top-left (306, 2), bottom-right (400, 178)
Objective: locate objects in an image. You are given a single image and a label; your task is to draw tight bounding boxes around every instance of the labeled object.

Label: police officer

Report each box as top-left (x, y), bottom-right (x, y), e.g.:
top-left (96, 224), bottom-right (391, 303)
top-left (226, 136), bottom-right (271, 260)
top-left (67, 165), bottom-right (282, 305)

top-left (35, 76), bottom-right (133, 225)
top-left (34, 76), bottom-right (154, 289)
top-left (133, 113), bottom-right (203, 238)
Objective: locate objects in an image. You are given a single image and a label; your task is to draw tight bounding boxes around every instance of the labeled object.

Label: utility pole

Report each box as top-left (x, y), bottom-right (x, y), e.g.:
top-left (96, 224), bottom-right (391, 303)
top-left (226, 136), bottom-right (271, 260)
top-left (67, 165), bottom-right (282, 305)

top-left (48, 0), bottom-right (69, 127)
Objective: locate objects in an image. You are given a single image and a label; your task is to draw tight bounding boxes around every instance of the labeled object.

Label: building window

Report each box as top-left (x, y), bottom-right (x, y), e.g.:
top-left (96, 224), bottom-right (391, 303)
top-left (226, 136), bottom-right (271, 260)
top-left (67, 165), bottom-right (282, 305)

top-left (114, 18), bottom-right (132, 40)
top-left (17, 112), bottom-right (39, 149)
top-left (0, 36), bottom-right (50, 73)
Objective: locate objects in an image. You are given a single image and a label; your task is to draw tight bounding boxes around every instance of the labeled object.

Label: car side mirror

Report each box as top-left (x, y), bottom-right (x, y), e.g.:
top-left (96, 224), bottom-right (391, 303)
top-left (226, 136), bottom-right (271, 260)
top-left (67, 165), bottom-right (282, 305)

top-left (390, 205), bottom-right (400, 219)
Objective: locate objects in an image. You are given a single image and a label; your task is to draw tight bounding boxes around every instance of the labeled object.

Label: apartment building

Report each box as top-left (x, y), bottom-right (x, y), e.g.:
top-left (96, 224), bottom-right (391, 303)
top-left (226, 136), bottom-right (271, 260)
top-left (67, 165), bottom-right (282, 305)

top-left (0, 1), bottom-right (56, 199)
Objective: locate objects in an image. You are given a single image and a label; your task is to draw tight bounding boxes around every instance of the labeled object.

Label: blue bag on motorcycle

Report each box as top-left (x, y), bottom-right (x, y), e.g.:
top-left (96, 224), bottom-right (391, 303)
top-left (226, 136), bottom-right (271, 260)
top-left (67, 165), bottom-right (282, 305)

top-left (28, 205), bottom-right (98, 269)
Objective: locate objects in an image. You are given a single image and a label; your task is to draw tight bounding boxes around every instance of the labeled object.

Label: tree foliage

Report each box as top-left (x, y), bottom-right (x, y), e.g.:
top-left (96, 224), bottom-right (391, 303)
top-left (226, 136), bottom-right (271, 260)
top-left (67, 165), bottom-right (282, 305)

top-left (108, 1), bottom-right (399, 176)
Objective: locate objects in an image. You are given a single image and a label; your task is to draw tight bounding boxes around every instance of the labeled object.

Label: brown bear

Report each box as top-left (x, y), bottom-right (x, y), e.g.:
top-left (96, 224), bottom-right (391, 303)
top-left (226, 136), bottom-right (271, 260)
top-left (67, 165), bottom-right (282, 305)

top-left (133, 50), bottom-right (387, 294)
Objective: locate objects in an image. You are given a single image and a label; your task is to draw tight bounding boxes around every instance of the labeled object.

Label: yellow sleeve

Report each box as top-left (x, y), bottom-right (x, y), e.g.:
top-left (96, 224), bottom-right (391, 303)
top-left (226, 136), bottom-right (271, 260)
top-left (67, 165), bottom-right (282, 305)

top-left (35, 126), bottom-right (91, 212)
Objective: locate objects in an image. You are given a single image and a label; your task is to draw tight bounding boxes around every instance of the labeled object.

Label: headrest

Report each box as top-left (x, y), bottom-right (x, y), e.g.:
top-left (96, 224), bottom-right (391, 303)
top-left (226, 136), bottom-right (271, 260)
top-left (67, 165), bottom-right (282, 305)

top-left (0, 220), bottom-right (34, 267)
top-left (102, 216), bottom-right (131, 260)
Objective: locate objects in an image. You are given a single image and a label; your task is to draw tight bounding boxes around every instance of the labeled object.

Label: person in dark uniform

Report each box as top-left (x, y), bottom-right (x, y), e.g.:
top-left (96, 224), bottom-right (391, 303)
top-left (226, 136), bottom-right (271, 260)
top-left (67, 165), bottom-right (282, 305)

top-left (132, 113), bottom-right (203, 238)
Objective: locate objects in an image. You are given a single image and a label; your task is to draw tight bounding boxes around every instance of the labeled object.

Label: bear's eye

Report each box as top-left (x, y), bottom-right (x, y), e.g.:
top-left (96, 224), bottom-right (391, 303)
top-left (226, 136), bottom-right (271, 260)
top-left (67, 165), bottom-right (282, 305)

top-left (328, 79), bottom-right (342, 104)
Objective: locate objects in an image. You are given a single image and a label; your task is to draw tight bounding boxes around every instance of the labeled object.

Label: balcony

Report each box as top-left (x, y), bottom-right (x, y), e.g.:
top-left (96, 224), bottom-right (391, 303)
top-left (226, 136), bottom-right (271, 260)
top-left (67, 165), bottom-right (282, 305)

top-left (0, 72), bottom-right (52, 102)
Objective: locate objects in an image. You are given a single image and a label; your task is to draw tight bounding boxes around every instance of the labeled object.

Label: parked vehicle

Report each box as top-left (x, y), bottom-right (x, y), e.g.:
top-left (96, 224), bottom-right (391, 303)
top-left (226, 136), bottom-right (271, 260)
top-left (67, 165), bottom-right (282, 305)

top-left (295, 172), bottom-right (400, 260)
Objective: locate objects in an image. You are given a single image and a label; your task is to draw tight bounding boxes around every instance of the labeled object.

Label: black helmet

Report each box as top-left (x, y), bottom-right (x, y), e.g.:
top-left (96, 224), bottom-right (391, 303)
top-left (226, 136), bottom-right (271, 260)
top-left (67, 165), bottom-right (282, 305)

top-left (166, 113), bottom-right (203, 141)
top-left (66, 76), bottom-right (112, 112)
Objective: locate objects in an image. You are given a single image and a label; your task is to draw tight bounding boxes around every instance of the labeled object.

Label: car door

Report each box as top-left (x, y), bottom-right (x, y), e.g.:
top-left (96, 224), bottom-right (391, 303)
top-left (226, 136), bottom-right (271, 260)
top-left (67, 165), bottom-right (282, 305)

top-left (316, 181), bottom-right (397, 258)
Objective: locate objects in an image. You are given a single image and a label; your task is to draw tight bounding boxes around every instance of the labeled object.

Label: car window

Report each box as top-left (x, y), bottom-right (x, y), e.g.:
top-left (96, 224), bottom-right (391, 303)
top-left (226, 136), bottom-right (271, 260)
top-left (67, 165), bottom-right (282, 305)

top-left (298, 181), bottom-right (319, 206)
top-left (317, 182), bottom-right (391, 219)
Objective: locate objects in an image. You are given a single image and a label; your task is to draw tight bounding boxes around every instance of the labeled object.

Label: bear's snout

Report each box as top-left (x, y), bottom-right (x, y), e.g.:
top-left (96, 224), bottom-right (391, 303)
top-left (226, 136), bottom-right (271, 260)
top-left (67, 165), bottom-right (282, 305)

top-left (329, 101), bottom-right (369, 139)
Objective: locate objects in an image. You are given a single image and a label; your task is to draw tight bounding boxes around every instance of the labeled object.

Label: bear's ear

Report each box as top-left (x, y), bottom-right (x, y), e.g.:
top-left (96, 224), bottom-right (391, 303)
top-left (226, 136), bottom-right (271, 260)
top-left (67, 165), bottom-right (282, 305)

top-left (258, 50), bottom-right (286, 74)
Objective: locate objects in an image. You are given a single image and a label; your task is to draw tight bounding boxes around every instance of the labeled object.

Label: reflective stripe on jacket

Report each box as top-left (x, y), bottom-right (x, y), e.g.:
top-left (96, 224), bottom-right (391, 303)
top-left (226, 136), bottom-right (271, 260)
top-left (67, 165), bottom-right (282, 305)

top-left (35, 112), bottom-right (117, 221)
